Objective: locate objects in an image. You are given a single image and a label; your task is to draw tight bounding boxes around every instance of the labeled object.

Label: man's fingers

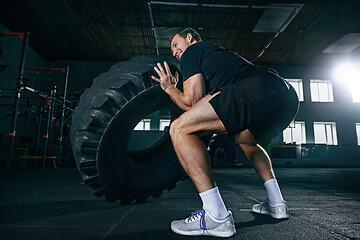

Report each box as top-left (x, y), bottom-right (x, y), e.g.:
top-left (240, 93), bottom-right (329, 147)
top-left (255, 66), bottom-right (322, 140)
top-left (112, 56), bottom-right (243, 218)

top-left (151, 75), bottom-right (160, 82)
top-left (164, 61), bottom-right (171, 75)
top-left (153, 66), bottom-right (162, 77)
top-left (174, 71), bottom-right (179, 85)
top-left (157, 62), bottom-right (165, 74)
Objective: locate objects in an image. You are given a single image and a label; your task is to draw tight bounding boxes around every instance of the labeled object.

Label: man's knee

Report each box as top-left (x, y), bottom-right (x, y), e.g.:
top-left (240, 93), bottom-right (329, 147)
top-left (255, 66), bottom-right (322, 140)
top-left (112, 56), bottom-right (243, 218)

top-left (236, 130), bottom-right (259, 159)
top-left (236, 130), bottom-right (257, 145)
top-left (170, 117), bottom-right (194, 138)
top-left (170, 118), bottom-right (181, 138)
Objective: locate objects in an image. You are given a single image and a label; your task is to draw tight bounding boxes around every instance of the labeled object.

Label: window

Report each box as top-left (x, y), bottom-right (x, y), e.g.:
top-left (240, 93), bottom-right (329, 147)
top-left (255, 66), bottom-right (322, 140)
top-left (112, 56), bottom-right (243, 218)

top-left (134, 119), bottom-right (151, 130)
top-left (159, 119), bottom-right (171, 131)
top-left (313, 122), bottom-right (338, 145)
top-left (352, 88), bottom-right (360, 103)
top-left (283, 121), bottom-right (306, 144)
top-left (286, 79), bottom-right (304, 101)
top-left (356, 123), bottom-right (360, 145)
top-left (310, 79), bottom-right (334, 102)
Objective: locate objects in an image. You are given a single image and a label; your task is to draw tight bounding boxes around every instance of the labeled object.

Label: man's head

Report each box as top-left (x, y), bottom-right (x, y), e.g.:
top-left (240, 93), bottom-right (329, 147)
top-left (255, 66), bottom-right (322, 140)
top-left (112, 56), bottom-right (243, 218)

top-left (170, 28), bottom-right (202, 60)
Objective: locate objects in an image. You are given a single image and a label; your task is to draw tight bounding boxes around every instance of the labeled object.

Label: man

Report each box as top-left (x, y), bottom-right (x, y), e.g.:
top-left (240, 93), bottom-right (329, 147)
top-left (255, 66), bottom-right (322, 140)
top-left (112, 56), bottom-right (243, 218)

top-left (151, 28), bottom-right (299, 237)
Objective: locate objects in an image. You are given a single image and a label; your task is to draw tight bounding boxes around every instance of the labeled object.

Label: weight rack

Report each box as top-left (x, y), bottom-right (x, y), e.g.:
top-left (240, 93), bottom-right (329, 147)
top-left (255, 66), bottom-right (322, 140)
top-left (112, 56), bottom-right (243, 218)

top-left (1, 31), bottom-right (72, 171)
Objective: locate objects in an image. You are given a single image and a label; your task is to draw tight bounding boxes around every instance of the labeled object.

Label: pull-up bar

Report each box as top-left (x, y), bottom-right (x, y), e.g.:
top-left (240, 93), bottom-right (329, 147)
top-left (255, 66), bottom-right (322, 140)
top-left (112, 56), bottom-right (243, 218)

top-left (24, 67), bottom-right (66, 74)
top-left (21, 86), bottom-right (72, 107)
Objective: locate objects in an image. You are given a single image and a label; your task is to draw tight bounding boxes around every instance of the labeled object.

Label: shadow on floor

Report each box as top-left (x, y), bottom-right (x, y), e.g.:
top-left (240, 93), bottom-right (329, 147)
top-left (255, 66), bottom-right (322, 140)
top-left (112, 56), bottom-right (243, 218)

top-left (0, 200), bottom-right (121, 224)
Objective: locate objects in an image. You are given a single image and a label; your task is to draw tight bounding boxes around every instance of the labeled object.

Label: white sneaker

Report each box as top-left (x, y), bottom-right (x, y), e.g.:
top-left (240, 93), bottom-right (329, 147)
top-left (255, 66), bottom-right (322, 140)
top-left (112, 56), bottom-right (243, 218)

top-left (171, 209), bottom-right (236, 238)
top-left (252, 199), bottom-right (289, 219)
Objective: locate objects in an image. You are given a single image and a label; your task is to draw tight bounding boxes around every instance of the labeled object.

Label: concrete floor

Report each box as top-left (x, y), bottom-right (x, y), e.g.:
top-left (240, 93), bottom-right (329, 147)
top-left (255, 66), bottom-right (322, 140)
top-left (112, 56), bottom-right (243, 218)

top-left (0, 167), bottom-right (359, 240)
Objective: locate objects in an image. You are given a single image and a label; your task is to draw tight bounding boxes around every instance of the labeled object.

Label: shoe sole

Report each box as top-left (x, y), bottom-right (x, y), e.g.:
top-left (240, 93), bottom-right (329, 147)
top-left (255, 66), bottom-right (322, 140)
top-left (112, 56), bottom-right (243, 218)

top-left (171, 223), bottom-right (236, 238)
top-left (171, 226), bottom-right (236, 238)
top-left (252, 207), bottom-right (289, 219)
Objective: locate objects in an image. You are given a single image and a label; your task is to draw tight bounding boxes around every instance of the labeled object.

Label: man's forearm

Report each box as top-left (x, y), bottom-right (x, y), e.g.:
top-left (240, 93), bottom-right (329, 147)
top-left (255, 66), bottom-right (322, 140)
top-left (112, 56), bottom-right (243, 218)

top-left (165, 85), bottom-right (192, 111)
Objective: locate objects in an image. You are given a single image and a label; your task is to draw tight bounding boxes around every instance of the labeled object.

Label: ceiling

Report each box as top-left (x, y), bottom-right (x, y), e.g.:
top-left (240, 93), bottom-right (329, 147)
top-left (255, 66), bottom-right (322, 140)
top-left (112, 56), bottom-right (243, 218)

top-left (0, 0), bottom-right (359, 66)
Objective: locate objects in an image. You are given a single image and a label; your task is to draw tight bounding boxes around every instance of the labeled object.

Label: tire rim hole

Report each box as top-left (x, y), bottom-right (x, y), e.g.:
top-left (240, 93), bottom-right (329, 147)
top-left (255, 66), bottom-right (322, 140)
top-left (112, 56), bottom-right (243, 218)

top-left (127, 109), bottom-right (171, 154)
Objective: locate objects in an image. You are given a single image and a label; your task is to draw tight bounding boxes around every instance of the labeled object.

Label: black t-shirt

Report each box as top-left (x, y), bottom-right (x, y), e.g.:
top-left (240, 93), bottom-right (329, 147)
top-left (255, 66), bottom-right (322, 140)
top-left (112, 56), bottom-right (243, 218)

top-left (180, 41), bottom-right (270, 94)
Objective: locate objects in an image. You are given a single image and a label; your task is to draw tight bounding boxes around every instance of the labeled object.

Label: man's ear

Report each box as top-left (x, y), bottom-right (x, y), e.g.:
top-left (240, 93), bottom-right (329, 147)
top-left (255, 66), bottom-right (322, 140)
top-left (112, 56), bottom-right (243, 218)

top-left (187, 33), bottom-right (194, 43)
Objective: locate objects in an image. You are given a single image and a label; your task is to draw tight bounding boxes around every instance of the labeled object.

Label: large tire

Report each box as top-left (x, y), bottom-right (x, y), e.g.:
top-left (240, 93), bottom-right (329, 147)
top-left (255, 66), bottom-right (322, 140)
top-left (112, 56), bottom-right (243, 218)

top-left (70, 55), bottom-right (185, 204)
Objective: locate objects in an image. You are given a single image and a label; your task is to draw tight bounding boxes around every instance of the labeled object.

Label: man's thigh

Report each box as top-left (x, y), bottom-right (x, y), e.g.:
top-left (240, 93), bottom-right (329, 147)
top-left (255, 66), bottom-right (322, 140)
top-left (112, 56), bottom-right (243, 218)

top-left (172, 93), bottom-right (226, 136)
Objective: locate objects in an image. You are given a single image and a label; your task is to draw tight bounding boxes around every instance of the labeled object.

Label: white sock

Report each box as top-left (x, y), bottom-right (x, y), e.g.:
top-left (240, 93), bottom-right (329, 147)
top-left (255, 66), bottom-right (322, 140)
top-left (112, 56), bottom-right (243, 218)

top-left (199, 187), bottom-right (228, 219)
top-left (264, 179), bottom-right (284, 204)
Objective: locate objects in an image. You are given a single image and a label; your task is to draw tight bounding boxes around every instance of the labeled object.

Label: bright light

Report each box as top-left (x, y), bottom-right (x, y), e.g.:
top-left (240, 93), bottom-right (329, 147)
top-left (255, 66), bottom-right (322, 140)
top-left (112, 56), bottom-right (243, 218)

top-left (333, 61), bottom-right (360, 102)
top-left (352, 79), bottom-right (360, 102)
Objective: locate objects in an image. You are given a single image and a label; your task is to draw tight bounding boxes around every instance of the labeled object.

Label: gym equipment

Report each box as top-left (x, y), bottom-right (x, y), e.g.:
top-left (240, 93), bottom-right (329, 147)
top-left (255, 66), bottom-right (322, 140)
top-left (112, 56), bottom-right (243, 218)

top-left (1, 31), bottom-right (73, 170)
top-left (70, 55), bottom-right (186, 204)
top-left (5, 31), bottom-right (29, 172)
top-left (22, 67), bottom-right (71, 168)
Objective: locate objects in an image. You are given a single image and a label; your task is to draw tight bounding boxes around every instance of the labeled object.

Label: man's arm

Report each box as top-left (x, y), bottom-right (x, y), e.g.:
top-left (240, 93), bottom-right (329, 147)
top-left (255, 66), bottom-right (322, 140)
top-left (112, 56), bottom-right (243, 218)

top-left (165, 73), bottom-right (204, 111)
top-left (152, 62), bottom-right (205, 111)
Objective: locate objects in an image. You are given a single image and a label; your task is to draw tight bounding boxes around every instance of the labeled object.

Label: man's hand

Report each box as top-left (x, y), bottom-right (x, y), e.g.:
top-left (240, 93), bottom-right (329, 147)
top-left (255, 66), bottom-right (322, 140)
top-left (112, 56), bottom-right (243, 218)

top-left (151, 62), bottom-right (178, 93)
top-left (151, 62), bottom-right (204, 111)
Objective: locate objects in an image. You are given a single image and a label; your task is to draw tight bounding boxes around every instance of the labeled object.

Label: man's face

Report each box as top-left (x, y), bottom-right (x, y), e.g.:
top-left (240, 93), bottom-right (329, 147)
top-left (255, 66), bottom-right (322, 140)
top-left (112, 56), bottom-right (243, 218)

top-left (170, 33), bottom-right (191, 60)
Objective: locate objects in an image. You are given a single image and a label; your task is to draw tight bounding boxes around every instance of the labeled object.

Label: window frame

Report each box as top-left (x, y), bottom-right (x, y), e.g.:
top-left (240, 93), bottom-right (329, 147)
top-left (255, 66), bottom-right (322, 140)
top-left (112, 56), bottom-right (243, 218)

top-left (159, 119), bottom-right (171, 131)
top-left (286, 78), bottom-right (304, 102)
top-left (313, 122), bottom-right (338, 145)
top-left (356, 123), bottom-right (360, 146)
top-left (310, 79), bottom-right (334, 102)
top-left (134, 119), bottom-right (151, 131)
top-left (283, 121), bottom-right (306, 144)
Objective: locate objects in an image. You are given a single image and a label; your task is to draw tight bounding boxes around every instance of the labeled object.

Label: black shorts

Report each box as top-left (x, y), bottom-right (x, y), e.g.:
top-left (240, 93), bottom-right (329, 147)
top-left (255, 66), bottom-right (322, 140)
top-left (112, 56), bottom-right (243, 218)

top-left (209, 72), bottom-right (299, 147)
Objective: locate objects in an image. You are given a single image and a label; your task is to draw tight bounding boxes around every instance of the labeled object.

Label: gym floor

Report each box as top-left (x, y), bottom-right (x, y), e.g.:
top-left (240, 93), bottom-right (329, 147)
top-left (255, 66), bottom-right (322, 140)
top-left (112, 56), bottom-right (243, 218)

top-left (1, 167), bottom-right (359, 240)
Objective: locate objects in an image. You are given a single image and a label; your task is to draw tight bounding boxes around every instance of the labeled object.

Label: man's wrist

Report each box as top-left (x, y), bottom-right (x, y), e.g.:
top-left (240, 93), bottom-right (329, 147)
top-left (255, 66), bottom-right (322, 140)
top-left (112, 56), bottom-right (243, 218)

top-left (165, 85), bottom-right (176, 94)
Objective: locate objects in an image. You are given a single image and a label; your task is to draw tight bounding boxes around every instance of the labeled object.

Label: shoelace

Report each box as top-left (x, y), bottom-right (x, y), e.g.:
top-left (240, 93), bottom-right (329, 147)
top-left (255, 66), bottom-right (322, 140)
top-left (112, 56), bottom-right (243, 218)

top-left (260, 199), bottom-right (267, 213)
top-left (187, 209), bottom-right (206, 230)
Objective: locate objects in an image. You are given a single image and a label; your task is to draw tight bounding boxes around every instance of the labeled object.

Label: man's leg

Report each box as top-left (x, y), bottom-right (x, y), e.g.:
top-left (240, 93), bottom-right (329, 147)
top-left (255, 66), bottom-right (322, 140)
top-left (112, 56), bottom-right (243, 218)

top-left (236, 130), bottom-right (275, 182)
top-left (236, 130), bottom-right (289, 219)
top-left (170, 94), bottom-right (226, 193)
top-left (169, 94), bottom-right (236, 237)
